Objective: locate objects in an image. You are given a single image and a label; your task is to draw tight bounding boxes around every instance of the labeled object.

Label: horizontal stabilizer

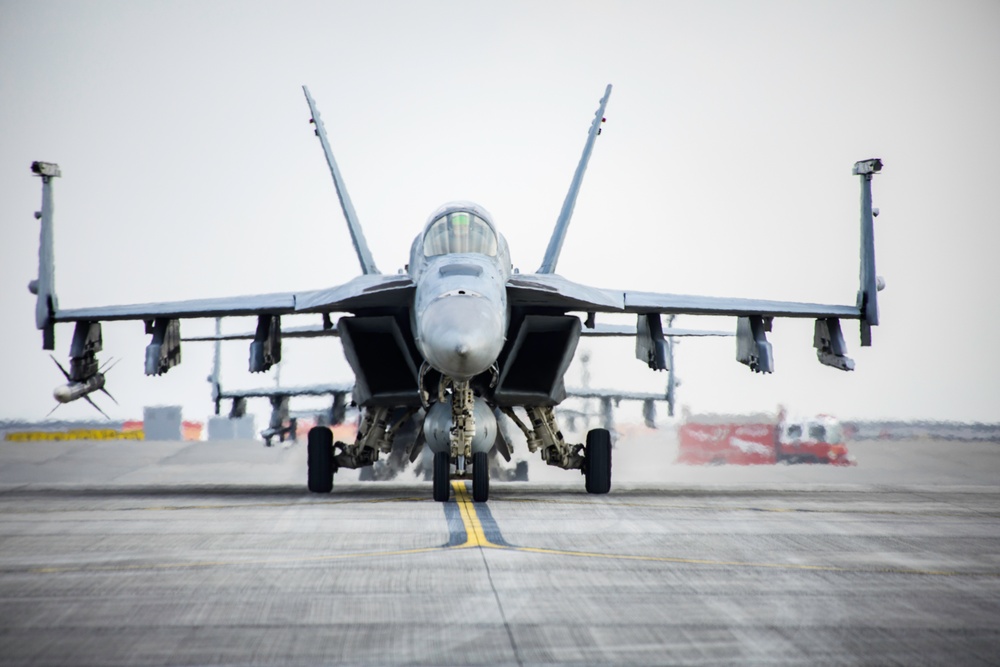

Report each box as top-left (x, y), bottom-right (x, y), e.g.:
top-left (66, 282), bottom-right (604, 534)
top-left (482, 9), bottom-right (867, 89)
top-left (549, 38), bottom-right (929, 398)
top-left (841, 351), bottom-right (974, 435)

top-left (218, 384), bottom-right (354, 400)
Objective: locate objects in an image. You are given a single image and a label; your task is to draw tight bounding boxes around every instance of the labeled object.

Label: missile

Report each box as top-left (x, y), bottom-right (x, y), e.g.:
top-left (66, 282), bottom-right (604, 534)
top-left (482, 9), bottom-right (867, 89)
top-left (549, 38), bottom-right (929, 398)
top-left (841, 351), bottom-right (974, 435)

top-left (53, 372), bottom-right (107, 404)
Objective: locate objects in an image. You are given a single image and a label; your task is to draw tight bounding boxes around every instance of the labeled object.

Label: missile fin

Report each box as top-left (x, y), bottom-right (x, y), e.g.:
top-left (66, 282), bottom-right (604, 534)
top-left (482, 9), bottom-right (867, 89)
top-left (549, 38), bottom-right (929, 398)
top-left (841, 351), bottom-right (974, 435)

top-left (49, 354), bottom-right (71, 381)
top-left (82, 395), bottom-right (110, 420)
top-left (99, 386), bottom-right (119, 405)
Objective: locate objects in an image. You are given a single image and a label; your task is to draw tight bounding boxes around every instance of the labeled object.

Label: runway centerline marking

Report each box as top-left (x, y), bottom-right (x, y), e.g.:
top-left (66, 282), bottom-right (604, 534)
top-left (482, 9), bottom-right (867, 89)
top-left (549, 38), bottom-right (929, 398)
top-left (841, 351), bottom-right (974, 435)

top-left (13, 488), bottom-right (997, 578)
top-left (451, 481), bottom-right (497, 548)
top-left (439, 483), bottom-right (997, 577)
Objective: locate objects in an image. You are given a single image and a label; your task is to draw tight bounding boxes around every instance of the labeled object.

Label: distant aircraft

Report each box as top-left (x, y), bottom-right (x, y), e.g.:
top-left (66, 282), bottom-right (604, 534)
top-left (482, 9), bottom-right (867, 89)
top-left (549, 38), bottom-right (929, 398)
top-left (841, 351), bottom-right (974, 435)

top-left (28, 84), bottom-right (885, 503)
top-left (192, 318), bottom-right (353, 447)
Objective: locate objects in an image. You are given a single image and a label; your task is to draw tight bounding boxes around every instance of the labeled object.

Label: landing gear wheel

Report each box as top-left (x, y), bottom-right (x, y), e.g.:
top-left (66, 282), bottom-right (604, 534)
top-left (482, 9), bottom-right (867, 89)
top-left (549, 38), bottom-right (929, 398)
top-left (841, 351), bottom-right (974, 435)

top-left (307, 426), bottom-right (334, 493)
top-left (472, 451), bottom-right (489, 502)
top-left (433, 451), bottom-right (451, 502)
top-left (584, 428), bottom-right (612, 495)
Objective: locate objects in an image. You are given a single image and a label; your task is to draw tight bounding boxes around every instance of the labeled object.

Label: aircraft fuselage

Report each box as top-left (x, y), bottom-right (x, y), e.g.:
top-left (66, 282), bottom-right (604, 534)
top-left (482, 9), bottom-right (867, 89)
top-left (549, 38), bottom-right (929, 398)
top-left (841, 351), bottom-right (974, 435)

top-left (409, 202), bottom-right (511, 383)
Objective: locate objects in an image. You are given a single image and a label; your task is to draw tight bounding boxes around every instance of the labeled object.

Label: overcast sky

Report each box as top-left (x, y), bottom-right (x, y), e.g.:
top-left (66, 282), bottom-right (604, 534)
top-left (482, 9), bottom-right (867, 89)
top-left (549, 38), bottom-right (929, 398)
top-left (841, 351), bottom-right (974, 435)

top-left (1, 0), bottom-right (998, 428)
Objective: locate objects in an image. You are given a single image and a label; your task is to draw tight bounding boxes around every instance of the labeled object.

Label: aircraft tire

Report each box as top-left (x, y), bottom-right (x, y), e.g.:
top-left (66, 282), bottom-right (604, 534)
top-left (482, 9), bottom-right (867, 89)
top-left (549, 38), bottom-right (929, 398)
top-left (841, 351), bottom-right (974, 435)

top-left (358, 465), bottom-right (374, 482)
top-left (585, 428), bottom-right (612, 494)
top-left (433, 452), bottom-right (450, 502)
top-left (307, 427), bottom-right (334, 493)
top-left (472, 451), bottom-right (489, 502)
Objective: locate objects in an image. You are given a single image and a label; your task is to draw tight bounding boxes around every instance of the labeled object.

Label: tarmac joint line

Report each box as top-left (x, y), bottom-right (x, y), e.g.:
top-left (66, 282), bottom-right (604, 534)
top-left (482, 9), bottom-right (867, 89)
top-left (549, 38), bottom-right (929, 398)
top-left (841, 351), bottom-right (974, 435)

top-left (444, 482), bottom-right (997, 578)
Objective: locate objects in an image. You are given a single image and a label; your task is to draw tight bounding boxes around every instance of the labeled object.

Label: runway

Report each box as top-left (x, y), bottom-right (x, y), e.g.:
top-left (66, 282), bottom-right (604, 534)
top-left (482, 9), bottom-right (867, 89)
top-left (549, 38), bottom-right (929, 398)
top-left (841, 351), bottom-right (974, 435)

top-left (1, 436), bottom-right (998, 665)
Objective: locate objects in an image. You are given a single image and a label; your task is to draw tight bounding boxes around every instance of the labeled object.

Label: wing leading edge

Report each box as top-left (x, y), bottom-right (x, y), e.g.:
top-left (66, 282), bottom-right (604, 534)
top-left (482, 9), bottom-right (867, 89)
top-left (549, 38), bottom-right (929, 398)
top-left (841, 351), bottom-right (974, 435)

top-left (50, 273), bottom-right (414, 324)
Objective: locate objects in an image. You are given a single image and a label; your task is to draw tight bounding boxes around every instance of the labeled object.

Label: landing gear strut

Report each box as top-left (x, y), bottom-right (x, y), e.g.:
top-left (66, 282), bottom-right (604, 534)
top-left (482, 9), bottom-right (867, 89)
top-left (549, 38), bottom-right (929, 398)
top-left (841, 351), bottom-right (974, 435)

top-left (502, 406), bottom-right (613, 495)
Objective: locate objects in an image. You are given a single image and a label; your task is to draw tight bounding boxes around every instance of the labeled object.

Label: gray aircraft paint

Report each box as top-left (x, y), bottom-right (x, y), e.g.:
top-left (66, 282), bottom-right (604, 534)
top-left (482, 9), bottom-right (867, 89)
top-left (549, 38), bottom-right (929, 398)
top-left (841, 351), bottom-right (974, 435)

top-left (28, 86), bottom-right (884, 499)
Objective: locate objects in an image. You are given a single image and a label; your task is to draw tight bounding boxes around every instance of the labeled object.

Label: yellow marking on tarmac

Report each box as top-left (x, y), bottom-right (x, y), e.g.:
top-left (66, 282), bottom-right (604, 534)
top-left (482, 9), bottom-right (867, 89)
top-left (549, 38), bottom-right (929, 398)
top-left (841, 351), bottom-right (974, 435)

top-left (17, 488), bottom-right (997, 579)
top-left (451, 481), bottom-right (501, 548)
top-left (442, 486), bottom-right (994, 576)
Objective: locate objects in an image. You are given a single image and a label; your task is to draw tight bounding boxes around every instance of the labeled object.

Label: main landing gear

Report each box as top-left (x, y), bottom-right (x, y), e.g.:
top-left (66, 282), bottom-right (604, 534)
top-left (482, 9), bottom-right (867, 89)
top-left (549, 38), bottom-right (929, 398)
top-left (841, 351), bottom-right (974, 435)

top-left (307, 426), bottom-right (335, 493)
top-left (307, 416), bottom-right (612, 501)
top-left (433, 452), bottom-right (450, 502)
top-left (501, 405), bottom-right (613, 496)
top-left (584, 428), bottom-right (612, 494)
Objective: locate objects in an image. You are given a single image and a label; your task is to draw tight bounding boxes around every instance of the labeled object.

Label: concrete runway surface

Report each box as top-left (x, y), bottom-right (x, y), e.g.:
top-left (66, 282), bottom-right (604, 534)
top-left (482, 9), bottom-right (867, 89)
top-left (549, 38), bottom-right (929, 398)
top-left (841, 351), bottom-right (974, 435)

top-left (1, 434), bottom-right (998, 666)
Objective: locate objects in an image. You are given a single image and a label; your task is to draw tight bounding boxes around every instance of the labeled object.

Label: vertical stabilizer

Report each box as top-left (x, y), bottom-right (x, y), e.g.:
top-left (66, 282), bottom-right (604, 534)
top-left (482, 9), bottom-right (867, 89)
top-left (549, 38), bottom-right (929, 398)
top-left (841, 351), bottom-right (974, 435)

top-left (853, 158), bottom-right (883, 346)
top-left (537, 84), bottom-right (612, 274)
top-left (29, 161), bottom-right (60, 350)
top-left (302, 86), bottom-right (380, 275)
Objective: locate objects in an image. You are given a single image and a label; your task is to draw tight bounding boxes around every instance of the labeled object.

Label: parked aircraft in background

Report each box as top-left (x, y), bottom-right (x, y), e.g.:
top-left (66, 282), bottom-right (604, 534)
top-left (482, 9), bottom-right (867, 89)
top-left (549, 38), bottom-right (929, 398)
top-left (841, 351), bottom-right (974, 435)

top-left (28, 84), bottom-right (884, 503)
top-left (190, 318), bottom-right (352, 447)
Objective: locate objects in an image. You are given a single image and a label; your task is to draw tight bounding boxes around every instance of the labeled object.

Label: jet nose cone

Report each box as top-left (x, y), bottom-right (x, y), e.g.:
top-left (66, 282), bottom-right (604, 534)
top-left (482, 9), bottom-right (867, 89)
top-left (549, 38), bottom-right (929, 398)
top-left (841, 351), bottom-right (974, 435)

top-left (418, 296), bottom-right (504, 381)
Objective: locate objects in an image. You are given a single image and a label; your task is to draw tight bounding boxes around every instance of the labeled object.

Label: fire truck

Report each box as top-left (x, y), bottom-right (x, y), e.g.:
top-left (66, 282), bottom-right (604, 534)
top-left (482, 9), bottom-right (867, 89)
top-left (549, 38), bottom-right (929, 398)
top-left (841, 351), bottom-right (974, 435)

top-left (677, 411), bottom-right (855, 466)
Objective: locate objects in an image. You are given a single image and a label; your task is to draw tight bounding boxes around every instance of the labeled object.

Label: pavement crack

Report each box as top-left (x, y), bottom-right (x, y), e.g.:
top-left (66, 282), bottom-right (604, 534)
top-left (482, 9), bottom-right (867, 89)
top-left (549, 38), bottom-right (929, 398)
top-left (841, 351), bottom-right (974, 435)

top-left (479, 546), bottom-right (523, 667)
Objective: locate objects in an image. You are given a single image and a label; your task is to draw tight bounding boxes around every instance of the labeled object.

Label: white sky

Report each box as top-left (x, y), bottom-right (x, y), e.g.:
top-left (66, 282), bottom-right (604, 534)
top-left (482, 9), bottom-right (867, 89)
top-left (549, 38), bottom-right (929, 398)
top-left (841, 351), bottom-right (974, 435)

top-left (1, 0), bottom-right (998, 428)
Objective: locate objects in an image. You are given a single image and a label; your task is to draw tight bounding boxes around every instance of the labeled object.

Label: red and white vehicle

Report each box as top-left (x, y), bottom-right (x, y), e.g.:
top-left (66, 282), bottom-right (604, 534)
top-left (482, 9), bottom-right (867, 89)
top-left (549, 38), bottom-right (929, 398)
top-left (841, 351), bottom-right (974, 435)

top-left (677, 412), bottom-right (855, 466)
top-left (776, 415), bottom-right (854, 465)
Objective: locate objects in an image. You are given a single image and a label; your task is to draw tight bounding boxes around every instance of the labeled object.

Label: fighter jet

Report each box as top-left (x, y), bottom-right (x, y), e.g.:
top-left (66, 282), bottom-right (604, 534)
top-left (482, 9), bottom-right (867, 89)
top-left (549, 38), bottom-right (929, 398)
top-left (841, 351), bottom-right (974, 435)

top-left (28, 84), bottom-right (885, 503)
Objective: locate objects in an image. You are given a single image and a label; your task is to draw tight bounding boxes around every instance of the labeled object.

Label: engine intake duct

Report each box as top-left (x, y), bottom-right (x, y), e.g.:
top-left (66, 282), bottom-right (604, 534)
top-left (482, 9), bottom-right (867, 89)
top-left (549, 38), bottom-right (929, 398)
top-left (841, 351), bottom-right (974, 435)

top-left (338, 315), bottom-right (421, 407)
top-left (494, 315), bottom-right (581, 407)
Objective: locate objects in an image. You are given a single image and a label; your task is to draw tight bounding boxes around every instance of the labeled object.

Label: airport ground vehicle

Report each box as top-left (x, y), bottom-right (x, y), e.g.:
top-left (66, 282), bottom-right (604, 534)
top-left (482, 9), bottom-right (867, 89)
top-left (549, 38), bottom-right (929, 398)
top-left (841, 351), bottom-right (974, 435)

top-left (677, 412), bottom-right (855, 465)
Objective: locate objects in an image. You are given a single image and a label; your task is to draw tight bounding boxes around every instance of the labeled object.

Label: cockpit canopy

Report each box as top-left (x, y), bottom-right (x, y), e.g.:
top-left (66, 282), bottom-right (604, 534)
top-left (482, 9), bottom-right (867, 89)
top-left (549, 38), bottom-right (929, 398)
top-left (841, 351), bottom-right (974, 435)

top-left (423, 208), bottom-right (498, 258)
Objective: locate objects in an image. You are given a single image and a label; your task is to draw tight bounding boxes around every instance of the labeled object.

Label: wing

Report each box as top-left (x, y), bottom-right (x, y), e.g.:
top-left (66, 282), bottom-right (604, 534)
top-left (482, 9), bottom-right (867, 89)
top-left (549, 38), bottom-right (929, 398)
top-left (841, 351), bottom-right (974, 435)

top-left (184, 323), bottom-right (339, 342)
top-left (30, 86), bottom-right (410, 410)
top-left (506, 273), bottom-right (622, 311)
top-left (295, 274), bottom-right (414, 312)
top-left (580, 323), bottom-right (733, 338)
top-left (44, 273), bottom-right (412, 380)
top-left (54, 293), bottom-right (298, 323)
top-left (565, 387), bottom-right (667, 401)
top-left (514, 159), bottom-right (885, 375)
top-left (219, 383), bottom-right (354, 400)
top-left (622, 292), bottom-right (860, 319)
top-left (50, 273), bottom-right (414, 323)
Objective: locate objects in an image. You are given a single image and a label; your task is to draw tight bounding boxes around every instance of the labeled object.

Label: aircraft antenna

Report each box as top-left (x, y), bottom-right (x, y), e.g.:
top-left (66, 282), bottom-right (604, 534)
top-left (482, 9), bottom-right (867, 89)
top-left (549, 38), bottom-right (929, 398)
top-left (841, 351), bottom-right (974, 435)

top-left (302, 86), bottom-right (380, 275)
top-left (537, 84), bottom-right (612, 274)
